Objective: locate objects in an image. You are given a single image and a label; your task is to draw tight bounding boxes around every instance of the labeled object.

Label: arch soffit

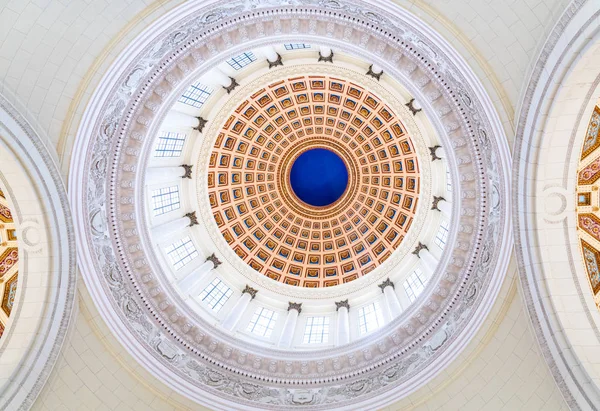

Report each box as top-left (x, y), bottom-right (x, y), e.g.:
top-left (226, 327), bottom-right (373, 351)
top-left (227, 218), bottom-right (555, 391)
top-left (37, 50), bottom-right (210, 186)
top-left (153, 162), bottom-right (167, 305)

top-left (514, 0), bottom-right (600, 409)
top-left (0, 92), bottom-right (76, 410)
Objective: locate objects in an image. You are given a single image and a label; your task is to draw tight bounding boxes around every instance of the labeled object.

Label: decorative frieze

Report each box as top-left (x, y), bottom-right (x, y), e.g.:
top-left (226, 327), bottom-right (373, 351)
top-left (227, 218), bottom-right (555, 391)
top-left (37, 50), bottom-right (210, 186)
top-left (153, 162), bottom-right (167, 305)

top-left (72, 1), bottom-right (509, 408)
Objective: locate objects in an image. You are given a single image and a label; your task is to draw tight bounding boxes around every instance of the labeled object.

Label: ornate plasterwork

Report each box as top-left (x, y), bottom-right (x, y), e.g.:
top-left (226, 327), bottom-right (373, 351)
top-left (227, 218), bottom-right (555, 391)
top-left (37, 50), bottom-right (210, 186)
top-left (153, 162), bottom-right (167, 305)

top-left (1, 273), bottom-right (17, 316)
top-left (0, 90), bottom-right (76, 410)
top-left (0, 248), bottom-right (18, 279)
top-left (0, 190), bottom-right (18, 332)
top-left (71, 1), bottom-right (510, 409)
top-left (576, 104), bottom-right (600, 308)
top-left (582, 105), bottom-right (600, 160)
top-left (207, 75), bottom-right (420, 287)
top-left (0, 203), bottom-right (13, 223)
top-left (513, 0), bottom-right (600, 408)
top-left (581, 240), bottom-right (600, 294)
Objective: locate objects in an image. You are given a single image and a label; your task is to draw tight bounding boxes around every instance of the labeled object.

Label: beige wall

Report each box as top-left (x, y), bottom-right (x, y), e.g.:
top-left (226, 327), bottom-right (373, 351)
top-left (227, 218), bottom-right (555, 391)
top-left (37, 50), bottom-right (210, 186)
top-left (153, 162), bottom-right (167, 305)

top-left (0, 0), bottom-right (575, 409)
top-left (406, 0), bottom-right (569, 111)
top-left (32, 279), bottom-right (208, 411)
top-left (386, 262), bottom-right (568, 411)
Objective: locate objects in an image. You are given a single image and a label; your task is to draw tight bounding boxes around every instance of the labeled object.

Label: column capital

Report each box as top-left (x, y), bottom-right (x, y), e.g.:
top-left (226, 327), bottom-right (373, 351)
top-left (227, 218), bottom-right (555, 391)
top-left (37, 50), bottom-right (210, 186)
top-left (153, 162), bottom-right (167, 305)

top-left (335, 299), bottom-right (350, 311)
top-left (287, 302), bottom-right (302, 313)
top-left (185, 211), bottom-right (199, 226)
top-left (429, 145), bottom-right (442, 161)
top-left (412, 242), bottom-right (429, 257)
top-left (181, 164), bottom-right (193, 179)
top-left (431, 196), bottom-right (446, 211)
top-left (378, 278), bottom-right (394, 292)
top-left (318, 50), bottom-right (334, 63)
top-left (242, 285), bottom-right (258, 299)
top-left (405, 98), bottom-right (422, 115)
top-left (205, 252), bottom-right (222, 268)
top-left (366, 64), bottom-right (383, 81)
top-left (268, 53), bottom-right (283, 69)
top-left (223, 77), bottom-right (239, 94)
top-left (195, 117), bottom-right (207, 133)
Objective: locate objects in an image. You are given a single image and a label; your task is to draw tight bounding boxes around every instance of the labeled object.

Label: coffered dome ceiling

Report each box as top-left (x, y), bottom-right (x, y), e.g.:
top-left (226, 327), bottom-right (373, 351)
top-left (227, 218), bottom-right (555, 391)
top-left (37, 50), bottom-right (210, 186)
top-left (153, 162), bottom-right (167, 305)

top-left (69, 1), bottom-right (512, 409)
top-left (209, 75), bottom-right (420, 287)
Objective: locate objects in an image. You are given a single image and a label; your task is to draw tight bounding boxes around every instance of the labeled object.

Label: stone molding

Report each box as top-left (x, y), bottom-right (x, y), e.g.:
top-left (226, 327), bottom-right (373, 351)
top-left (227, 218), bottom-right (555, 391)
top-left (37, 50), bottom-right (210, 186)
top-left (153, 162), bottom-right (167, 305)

top-left (0, 92), bottom-right (76, 410)
top-left (69, 1), bottom-right (511, 409)
top-left (513, 0), bottom-right (600, 408)
top-left (335, 299), bottom-right (350, 311)
top-left (288, 302), bottom-right (302, 313)
top-left (378, 278), bottom-right (394, 292)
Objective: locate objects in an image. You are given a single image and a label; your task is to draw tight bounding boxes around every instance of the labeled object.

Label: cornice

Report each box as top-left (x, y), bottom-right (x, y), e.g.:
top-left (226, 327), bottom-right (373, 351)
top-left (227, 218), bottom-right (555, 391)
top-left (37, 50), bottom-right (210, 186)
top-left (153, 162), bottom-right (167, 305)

top-left (69, 1), bottom-right (511, 409)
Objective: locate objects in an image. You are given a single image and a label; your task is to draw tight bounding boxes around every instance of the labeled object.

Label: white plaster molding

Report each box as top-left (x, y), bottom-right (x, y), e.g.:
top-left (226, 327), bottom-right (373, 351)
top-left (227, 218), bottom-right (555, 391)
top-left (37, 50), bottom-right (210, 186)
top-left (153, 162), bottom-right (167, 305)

top-left (513, 0), bottom-right (600, 409)
top-left (69, 1), bottom-right (511, 409)
top-left (0, 92), bottom-right (76, 411)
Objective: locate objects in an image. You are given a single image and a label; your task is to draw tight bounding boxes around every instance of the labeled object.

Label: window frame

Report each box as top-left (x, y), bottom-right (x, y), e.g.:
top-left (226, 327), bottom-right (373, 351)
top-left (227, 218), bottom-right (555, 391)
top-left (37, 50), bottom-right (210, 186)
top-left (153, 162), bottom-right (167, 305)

top-left (246, 307), bottom-right (279, 338)
top-left (154, 131), bottom-right (187, 157)
top-left (151, 185), bottom-right (181, 216)
top-left (358, 302), bottom-right (385, 335)
top-left (434, 219), bottom-right (450, 249)
top-left (403, 268), bottom-right (428, 302)
top-left (284, 43), bottom-right (311, 50)
top-left (198, 278), bottom-right (233, 313)
top-left (165, 236), bottom-right (199, 270)
top-left (226, 52), bottom-right (257, 70)
top-left (302, 316), bottom-right (330, 344)
top-left (178, 81), bottom-right (213, 108)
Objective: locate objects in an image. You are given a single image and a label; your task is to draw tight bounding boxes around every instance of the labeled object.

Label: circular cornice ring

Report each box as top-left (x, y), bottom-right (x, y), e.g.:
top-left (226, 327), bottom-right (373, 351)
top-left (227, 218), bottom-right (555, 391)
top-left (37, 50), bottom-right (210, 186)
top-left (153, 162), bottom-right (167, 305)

top-left (70, 1), bottom-right (512, 409)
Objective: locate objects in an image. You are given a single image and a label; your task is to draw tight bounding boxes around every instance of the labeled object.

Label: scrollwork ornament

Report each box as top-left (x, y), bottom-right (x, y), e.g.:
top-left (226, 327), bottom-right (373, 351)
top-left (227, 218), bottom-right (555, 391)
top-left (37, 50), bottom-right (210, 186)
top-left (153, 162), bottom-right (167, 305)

top-left (74, 0), bottom-right (509, 408)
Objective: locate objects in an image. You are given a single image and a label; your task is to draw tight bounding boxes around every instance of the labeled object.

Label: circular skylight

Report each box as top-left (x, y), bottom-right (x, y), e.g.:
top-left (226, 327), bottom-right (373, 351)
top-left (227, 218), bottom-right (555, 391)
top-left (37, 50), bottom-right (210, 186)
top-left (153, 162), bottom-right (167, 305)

top-left (289, 148), bottom-right (348, 207)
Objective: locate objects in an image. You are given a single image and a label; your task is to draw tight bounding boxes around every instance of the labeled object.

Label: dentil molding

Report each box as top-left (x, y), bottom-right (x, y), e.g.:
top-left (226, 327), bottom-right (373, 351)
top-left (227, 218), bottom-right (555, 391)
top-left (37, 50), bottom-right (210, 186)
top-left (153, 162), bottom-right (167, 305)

top-left (69, 1), bottom-right (512, 409)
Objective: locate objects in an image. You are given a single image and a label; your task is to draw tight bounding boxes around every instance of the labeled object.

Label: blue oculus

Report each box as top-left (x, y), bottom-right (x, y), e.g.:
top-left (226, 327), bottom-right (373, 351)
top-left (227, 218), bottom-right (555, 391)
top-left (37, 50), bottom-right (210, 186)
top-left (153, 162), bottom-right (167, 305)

top-left (289, 148), bottom-right (348, 207)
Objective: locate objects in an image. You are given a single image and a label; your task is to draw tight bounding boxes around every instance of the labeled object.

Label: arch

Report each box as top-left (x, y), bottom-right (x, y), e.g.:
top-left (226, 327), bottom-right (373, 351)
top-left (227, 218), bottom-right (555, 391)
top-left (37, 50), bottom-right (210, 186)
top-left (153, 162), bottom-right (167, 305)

top-left (514, 0), bottom-right (600, 408)
top-left (0, 91), bottom-right (76, 409)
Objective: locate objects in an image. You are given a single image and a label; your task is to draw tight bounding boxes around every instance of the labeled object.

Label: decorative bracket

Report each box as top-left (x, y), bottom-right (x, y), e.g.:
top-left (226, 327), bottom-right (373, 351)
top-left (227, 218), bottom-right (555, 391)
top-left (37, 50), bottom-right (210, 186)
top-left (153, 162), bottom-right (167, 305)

top-left (318, 50), bottom-right (334, 63)
top-left (335, 299), bottom-right (350, 311)
top-left (429, 145), bottom-right (441, 161)
top-left (378, 278), bottom-right (394, 292)
top-left (195, 117), bottom-right (207, 133)
top-left (431, 196), bottom-right (446, 211)
top-left (242, 285), bottom-right (258, 299)
top-left (405, 98), bottom-right (422, 115)
top-left (205, 252), bottom-right (222, 268)
top-left (181, 164), bottom-right (193, 179)
top-left (223, 77), bottom-right (240, 94)
top-left (268, 53), bottom-right (283, 69)
top-left (366, 64), bottom-right (383, 81)
top-left (288, 302), bottom-right (302, 313)
top-left (412, 242), bottom-right (429, 257)
top-left (185, 211), bottom-right (199, 227)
